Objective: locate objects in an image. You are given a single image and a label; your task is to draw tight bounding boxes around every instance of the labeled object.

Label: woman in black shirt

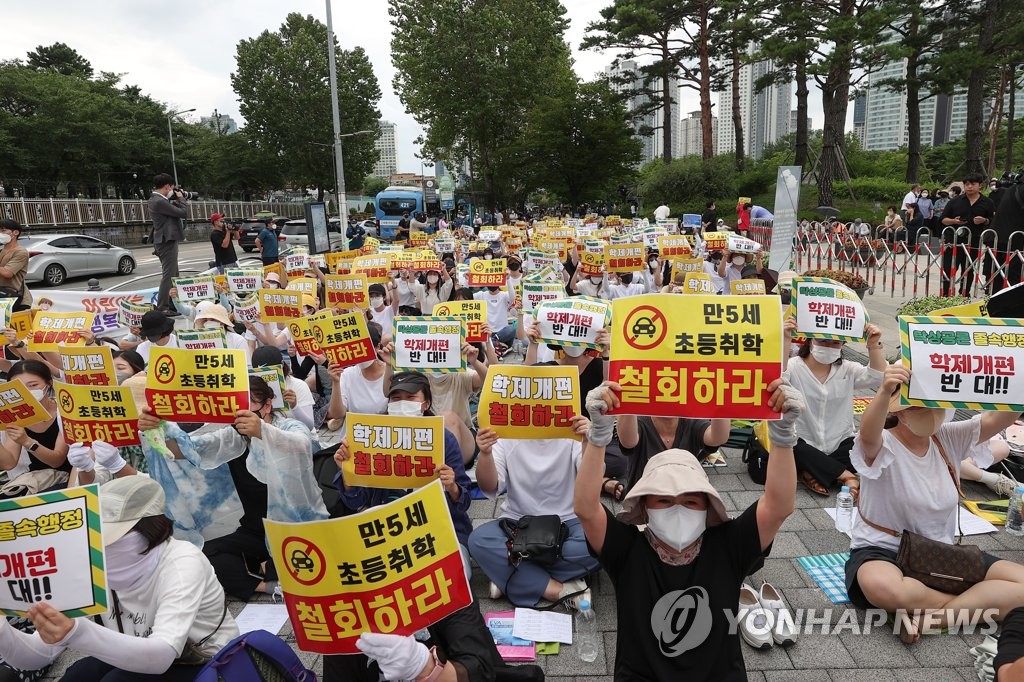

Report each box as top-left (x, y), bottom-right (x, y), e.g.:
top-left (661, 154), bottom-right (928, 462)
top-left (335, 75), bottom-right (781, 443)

top-left (0, 360), bottom-right (70, 496)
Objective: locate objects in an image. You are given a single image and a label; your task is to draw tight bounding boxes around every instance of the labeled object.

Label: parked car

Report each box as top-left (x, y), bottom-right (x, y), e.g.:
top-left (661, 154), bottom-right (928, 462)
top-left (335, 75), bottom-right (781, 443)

top-left (279, 218), bottom-right (346, 251)
top-left (234, 216), bottom-right (289, 253)
top-left (352, 218), bottom-right (377, 239)
top-left (22, 234), bottom-right (136, 286)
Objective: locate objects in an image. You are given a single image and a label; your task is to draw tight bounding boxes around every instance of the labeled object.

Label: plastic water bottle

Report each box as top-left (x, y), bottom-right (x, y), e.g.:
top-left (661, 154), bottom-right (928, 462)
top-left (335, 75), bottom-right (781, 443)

top-left (1007, 486), bottom-right (1024, 536)
top-left (835, 486), bottom-right (855, 533)
top-left (576, 599), bottom-right (599, 663)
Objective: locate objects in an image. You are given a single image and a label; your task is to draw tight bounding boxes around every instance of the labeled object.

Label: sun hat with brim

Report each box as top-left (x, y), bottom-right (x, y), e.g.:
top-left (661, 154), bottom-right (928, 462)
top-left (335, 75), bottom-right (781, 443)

top-left (301, 295), bottom-right (319, 312)
top-left (888, 390), bottom-right (913, 413)
top-left (388, 371), bottom-right (429, 397)
top-left (263, 272), bottom-right (281, 284)
top-left (195, 304), bottom-right (233, 328)
top-left (139, 310), bottom-right (174, 340)
top-left (776, 270), bottom-right (797, 290)
top-left (100, 476), bottom-right (166, 545)
top-left (619, 449), bottom-right (729, 527)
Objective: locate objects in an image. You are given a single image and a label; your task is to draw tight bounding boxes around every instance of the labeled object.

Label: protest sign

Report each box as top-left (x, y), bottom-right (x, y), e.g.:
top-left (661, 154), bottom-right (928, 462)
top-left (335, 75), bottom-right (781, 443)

top-left (791, 276), bottom-right (868, 341)
top-left (262, 261), bottom-right (285, 280)
top-left (409, 231), bottom-right (429, 248)
top-left (55, 383), bottom-right (140, 447)
top-left (286, 277), bottom-right (317, 295)
top-left (536, 239), bottom-right (567, 260)
top-left (410, 258), bottom-right (444, 272)
top-left (259, 289), bottom-right (302, 323)
top-left (343, 414), bottom-right (445, 488)
top-left (324, 273), bottom-right (369, 310)
top-left (641, 226), bottom-right (667, 249)
top-left (146, 348), bottom-right (249, 424)
top-left (658, 235), bottom-right (692, 259)
top-left (534, 297), bottom-right (611, 350)
top-left (683, 273), bottom-right (716, 294)
top-left (899, 316), bottom-right (1024, 411)
top-left (289, 314), bottom-right (324, 357)
top-left (521, 248), bottom-right (561, 273)
top-left (0, 381), bottom-right (50, 430)
top-left (362, 236), bottom-right (380, 254)
top-left (177, 328), bottom-right (226, 351)
top-left (231, 293), bottom-right (261, 323)
top-left (433, 301), bottom-right (486, 343)
top-left (225, 269), bottom-right (263, 294)
top-left (521, 281), bottom-right (566, 313)
top-left (29, 311), bottom-right (92, 352)
top-left (479, 229), bottom-right (501, 242)
top-left (46, 288), bottom-right (159, 337)
top-left (467, 258), bottom-right (507, 288)
top-left (671, 258), bottom-right (706, 283)
top-left (353, 254), bottom-right (391, 283)
top-left (0, 300), bottom-right (12, 332)
top-left (604, 243), bottom-right (644, 274)
top-left (172, 276), bottom-right (217, 303)
top-left (393, 317), bottom-right (466, 373)
top-left (309, 311), bottom-right (375, 368)
top-left (309, 254), bottom-right (326, 270)
top-left (702, 231), bottom-right (729, 250)
top-left (326, 249), bottom-right (362, 273)
top-left (285, 250), bottom-right (310, 277)
top-left (682, 214), bottom-right (702, 233)
top-left (0, 485), bottom-right (106, 617)
top-left (8, 309), bottom-right (36, 342)
top-left (478, 365), bottom-right (579, 440)
top-left (264, 480), bottom-right (471, 654)
top-left (582, 239), bottom-right (607, 255)
top-left (609, 294), bottom-right (782, 419)
top-left (731, 278), bottom-right (767, 296)
top-left (577, 251), bottom-right (605, 278)
top-left (58, 346), bottom-right (116, 385)
top-left (728, 234), bottom-right (762, 253)
top-left (249, 365), bottom-right (286, 410)
top-left (116, 300), bottom-right (151, 329)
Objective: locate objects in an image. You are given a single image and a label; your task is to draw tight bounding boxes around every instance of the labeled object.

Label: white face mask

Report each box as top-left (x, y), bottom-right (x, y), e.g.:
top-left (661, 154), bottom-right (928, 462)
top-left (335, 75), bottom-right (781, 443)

top-left (562, 345), bottom-right (586, 358)
top-left (809, 344), bottom-right (842, 365)
top-left (369, 296), bottom-right (384, 309)
top-left (29, 388), bottom-right (46, 401)
top-left (115, 370), bottom-right (134, 384)
top-left (427, 275), bottom-right (439, 285)
top-left (387, 399), bottom-right (424, 417)
top-left (731, 255), bottom-right (745, 266)
top-left (484, 255), bottom-right (493, 260)
top-left (590, 276), bottom-right (602, 285)
top-left (0, 234), bottom-right (11, 246)
top-left (356, 358), bottom-right (376, 370)
top-left (105, 531), bottom-right (162, 591)
top-left (645, 505), bottom-right (707, 552)
top-left (201, 320), bottom-right (222, 330)
top-left (902, 409), bottom-right (945, 438)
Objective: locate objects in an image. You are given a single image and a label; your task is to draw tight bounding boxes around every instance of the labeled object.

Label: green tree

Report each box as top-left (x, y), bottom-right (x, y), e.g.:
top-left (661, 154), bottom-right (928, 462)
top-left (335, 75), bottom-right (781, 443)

top-left (26, 42), bottom-right (93, 79)
top-left (362, 176), bottom-right (390, 197)
top-left (232, 13), bottom-right (381, 199)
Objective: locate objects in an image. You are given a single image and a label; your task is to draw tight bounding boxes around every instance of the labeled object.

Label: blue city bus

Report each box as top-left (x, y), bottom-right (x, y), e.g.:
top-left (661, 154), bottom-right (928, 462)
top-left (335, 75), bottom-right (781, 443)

top-left (375, 186), bottom-right (424, 240)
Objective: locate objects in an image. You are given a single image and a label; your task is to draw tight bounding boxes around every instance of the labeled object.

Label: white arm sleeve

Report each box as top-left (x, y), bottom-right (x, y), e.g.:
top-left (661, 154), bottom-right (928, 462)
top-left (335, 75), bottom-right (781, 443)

top-left (62, 618), bottom-right (178, 674)
top-left (0, 617), bottom-right (64, 671)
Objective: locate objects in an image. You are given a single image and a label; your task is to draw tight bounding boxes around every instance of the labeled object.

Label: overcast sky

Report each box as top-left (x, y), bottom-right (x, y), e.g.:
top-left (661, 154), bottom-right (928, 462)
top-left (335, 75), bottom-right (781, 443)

top-left (4, 1), bottom-right (819, 174)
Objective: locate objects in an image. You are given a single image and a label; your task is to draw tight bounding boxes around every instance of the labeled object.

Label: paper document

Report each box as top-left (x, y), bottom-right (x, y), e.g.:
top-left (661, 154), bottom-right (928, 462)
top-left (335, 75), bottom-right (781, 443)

top-left (823, 506), bottom-right (998, 539)
top-left (512, 608), bottom-right (573, 644)
top-left (233, 603), bottom-right (291, 635)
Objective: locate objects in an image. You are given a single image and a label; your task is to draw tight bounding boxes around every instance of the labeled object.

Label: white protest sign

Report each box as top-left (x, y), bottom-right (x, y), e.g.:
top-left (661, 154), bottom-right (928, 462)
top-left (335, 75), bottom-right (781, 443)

top-left (534, 297), bottom-right (611, 350)
top-left (522, 281), bottom-right (566, 313)
top-left (392, 316), bottom-right (467, 373)
top-left (176, 328), bottom-right (226, 351)
top-left (172, 276), bottom-right (217, 303)
top-left (791, 277), bottom-right (867, 341)
top-left (225, 269), bottom-right (263, 294)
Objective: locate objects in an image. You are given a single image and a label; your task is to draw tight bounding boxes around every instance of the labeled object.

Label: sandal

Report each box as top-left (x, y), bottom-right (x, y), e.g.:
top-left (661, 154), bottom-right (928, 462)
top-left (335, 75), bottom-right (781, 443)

top-left (602, 477), bottom-right (625, 501)
top-left (799, 470), bottom-right (829, 496)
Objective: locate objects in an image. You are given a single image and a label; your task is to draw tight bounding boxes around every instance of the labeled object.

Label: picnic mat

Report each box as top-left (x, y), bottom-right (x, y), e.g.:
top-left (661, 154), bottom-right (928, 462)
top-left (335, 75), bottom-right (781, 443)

top-left (796, 553), bottom-right (851, 604)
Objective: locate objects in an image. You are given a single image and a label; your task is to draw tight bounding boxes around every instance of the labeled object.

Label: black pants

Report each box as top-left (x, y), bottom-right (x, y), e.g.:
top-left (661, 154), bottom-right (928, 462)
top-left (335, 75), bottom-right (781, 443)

top-left (60, 658), bottom-right (200, 681)
top-left (202, 527), bottom-right (274, 600)
top-left (794, 436), bottom-right (855, 488)
top-left (261, 255), bottom-right (279, 265)
top-left (153, 240), bottom-right (179, 311)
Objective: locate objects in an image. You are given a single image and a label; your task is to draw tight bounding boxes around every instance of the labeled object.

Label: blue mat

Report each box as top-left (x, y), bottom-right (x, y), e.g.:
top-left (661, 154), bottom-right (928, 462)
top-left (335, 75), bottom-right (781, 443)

top-left (796, 553), bottom-right (851, 604)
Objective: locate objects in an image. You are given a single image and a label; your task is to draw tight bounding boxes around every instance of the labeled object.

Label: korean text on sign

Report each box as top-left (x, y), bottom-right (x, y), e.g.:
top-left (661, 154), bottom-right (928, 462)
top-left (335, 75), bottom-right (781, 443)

top-left (478, 365), bottom-right (579, 440)
top-left (225, 269), bottom-right (263, 293)
top-left (533, 297), bottom-right (611, 350)
top-left (658, 235), bottom-right (691, 258)
top-left (0, 485), bottom-right (106, 618)
top-left (393, 317), bottom-right (466, 373)
top-left (29, 311), bottom-right (92, 352)
top-left (172, 276), bottom-right (217, 303)
top-left (310, 312), bottom-right (375, 369)
top-left (177, 328), bottom-right (226, 351)
top-left (117, 300), bottom-right (151, 329)
top-left (231, 293), bottom-right (260, 324)
top-left (609, 294), bottom-right (782, 419)
top-left (899, 316), bottom-right (1024, 411)
top-left (577, 251), bottom-right (605, 277)
top-left (145, 348), bottom-right (249, 424)
top-left (259, 289), bottom-right (302, 323)
top-left (324, 274), bottom-right (369, 310)
top-left (289, 314), bottom-right (325, 357)
top-left (59, 346), bottom-right (116, 386)
top-left (55, 383), bottom-right (140, 447)
top-left (604, 243), bottom-right (644, 274)
top-left (0, 381), bottom-right (49, 430)
top-left (353, 254), bottom-right (391, 283)
top-left (791, 276), bottom-right (868, 341)
top-left (263, 481), bottom-right (472, 654)
top-left (521, 281), bottom-right (565, 313)
top-left (432, 301), bottom-right (487, 343)
top-left (344, 414), bottom-right (445, 489)
top-left (467, 258), bottom-right (507, 288)
top-left (731, 279), bottom-right (766, 296)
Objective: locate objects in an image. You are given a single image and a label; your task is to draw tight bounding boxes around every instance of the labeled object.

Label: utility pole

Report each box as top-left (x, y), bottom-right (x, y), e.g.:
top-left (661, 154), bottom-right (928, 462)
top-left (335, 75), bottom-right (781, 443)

top-left (325, 0), bottom-right (348, 243)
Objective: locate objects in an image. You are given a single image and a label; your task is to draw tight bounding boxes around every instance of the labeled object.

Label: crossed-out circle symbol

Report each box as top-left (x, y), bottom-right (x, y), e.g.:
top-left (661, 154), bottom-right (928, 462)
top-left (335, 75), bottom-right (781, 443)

top-left (58, 389), bottom-right (73, 412)
top-left (154, 355), bottom-right (176, 384)
top-left (622, 305), bottom-right (668, 351)
top-left (281, 537), bottom-right (326, 586)
top-left (435, 305), bottom-right (451, 316)
top-left (312, 326), bottom-right (325, 344)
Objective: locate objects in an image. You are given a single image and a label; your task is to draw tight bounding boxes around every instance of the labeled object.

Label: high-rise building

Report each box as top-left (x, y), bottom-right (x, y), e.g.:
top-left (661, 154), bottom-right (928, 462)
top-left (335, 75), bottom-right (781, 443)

top-left (853, 92), bottom-right (867, 144)
top-left (679, 110), bottom-right (717, 157)
top-left (602, 60), bottom-right (680, 165)
top-left (789, 110), bottom-right (812, 138)
top-left (199, 112), bottom-right (238, 135)
top-left (715, 43), bottom-right (791, 160)
top-left (373, 121), bottom-right (398, 179)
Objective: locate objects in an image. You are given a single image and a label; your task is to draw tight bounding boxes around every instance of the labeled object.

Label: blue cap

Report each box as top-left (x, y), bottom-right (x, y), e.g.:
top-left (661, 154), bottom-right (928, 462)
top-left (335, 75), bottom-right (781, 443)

top-left (840, 485), bottom-right (850, 492)
top-left (579, 599), bottom-right (591, 610)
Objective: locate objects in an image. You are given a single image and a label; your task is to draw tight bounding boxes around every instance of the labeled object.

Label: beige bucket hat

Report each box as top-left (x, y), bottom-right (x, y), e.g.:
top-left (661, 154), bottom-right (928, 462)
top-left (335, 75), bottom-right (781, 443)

top-left (618, 449), bottom-right (729, 527)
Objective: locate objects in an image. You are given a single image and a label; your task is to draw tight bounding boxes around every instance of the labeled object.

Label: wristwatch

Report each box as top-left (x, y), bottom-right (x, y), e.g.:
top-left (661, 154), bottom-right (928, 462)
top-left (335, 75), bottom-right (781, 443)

top-left (28, 441), bottom-right (40, 453)
top-left (415, 646), bottom-right (445, 682)
top-left (12, 340), bottom-right (25, 350)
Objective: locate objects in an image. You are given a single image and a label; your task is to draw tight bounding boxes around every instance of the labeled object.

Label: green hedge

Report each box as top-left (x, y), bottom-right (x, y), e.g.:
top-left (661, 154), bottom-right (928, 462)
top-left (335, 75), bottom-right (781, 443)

top-left (839, 177), bottom-right (910, 204)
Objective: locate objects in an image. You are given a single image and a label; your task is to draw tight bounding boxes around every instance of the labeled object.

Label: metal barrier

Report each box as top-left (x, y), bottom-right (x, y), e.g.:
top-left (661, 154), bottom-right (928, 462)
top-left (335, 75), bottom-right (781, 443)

top-left (0, 198), bottom-right (307, 229)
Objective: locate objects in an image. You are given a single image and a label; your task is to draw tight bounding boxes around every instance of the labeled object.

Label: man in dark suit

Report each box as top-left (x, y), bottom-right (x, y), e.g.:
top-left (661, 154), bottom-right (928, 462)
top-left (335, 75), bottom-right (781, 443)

top-left (148, 173), bottom-right (187, 314)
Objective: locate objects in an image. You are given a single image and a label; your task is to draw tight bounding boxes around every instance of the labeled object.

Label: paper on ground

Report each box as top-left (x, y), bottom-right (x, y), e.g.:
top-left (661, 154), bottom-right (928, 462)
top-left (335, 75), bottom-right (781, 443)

top-left (823, 506), bottom-right (998, 539)
top-left (512, 608), bottom-right (573, 644)
top-left (233, 603), bottom-right (291, 635)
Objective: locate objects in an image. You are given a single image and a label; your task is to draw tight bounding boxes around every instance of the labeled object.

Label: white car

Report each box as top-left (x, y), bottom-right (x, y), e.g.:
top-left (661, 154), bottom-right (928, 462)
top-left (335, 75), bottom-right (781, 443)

top-left (23, 233), bottom-right (136, 286)
top-left (278, 218), bottom-right (346, 251)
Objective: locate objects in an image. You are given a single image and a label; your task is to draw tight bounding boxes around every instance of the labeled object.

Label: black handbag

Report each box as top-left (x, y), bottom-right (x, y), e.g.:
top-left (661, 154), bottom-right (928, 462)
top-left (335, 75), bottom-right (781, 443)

top-left (499, 515), bottom-right (568, 567)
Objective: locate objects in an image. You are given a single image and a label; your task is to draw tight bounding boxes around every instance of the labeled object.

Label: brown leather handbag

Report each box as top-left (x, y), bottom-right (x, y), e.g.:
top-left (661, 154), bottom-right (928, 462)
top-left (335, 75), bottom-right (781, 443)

top-left (859, 436), bottom-right (987, 595)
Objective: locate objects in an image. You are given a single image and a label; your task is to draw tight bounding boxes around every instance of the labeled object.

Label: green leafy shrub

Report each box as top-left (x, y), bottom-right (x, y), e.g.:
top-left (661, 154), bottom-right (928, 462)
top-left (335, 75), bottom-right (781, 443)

top-left (801, 268), bottom-right (868, 290)
top-left (896, 295), bottom-right (973, 317)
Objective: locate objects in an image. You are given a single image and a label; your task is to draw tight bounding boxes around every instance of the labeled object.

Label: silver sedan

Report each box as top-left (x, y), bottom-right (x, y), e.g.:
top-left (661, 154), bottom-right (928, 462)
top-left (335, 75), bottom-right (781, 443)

top-left (22, 234), bottom-right (136, 286)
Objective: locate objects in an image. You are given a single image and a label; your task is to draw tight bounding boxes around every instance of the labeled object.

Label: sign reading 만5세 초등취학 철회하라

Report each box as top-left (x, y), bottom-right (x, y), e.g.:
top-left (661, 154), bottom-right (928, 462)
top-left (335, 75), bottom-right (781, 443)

top-left (55, 382), bottom-right (140, 447)
top-left (145, 347), bottom-right (249, 424)
top-left (608, 293), bottom-right (782, 419)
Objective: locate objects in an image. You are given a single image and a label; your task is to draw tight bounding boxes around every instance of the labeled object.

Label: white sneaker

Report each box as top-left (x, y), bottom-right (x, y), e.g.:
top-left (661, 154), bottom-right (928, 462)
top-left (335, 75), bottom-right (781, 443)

top-left (738, 584), bottom-right (774, 650)
top-left (488, 581), bottom-right (503, 599)
top-left (986, 473), bottom-right (1018, 498)
top-left (758, 582), bottom-right (798, 646)
top-left (558, 578), bottom-right (591, 610)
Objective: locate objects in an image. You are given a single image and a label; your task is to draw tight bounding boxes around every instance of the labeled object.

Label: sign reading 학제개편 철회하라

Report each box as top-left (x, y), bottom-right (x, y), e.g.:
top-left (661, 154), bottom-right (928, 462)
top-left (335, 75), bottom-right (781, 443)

top-left (477, 364), bottom-right (580, 440)
top-left (343, 414), bottom-right (445, 489)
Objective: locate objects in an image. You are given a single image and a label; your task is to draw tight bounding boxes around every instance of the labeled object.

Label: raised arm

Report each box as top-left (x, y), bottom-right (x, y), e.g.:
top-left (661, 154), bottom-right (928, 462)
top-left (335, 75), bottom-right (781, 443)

top-left (864, 323), bottom-right (886, 371)
top-left (858, 363), bottom-right (908, 466)
top-left (575, 382), bottom-right (620, 555)
top-left (756, 378), bottom-right (804, 551)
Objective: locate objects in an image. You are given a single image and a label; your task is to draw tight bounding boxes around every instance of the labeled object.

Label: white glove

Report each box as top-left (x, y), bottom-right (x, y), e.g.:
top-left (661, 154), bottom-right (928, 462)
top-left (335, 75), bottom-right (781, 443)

top-left (92, 440), bottom-right (127, 474)
top-left (584, 385), bottom-right (615, 447)
top-left (66, 442), bottom-right (94, 473)
top-left (355, 632), bottom-right (431, 681)
top-left (767, 381), bottom-right (805, 448)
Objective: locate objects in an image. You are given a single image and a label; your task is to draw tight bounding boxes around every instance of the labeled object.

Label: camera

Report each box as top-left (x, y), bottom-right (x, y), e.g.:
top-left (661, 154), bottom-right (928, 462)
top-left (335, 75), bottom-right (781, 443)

top-left (996, 170), bottom-right (1023, 188)
top-left (173, 187), bottom-right (200, 200)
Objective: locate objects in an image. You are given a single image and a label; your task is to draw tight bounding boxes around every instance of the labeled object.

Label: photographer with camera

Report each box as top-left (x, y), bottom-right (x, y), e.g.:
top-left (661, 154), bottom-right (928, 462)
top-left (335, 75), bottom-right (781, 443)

top-left (148, 174), bottom-right (188, 315)
top-left (990, 170), bottom-right (1024, 290)
top-left (208, 213), bottom-right (239, 274)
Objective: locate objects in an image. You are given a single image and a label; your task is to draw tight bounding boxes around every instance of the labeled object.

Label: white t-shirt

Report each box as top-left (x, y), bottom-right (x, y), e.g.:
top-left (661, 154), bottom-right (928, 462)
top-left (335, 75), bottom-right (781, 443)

top-left (473, 289), bottom-right (512, 334)
top-left (485, 438), bottom-right (582, 522)
top-left (654, 205), bottom-right (671, 221)
top-left (901, 190), bottom-right (918, 211)
top-left (243, 322), bottom-right (287, 350)
top-left (225, 331), bottom-right (252, 363)
top-left (339, 366), bottom-right (388, 415)
top-left (702, 261), bottom-right (726, 294)
top-left (135, 335), bottom-right (179, 365)
top-left (851, 417), bottom-right (985, 552)
top-left (606, 280), bottom-right (647, 300)
top-left (784, 357), bottom-right (883, 454)
top-left (369, 304), bottom-right (395, 334)
top-left (574, 277), bottom-right (604, 298)
top-left (397, 279), bottom-right (423, 307)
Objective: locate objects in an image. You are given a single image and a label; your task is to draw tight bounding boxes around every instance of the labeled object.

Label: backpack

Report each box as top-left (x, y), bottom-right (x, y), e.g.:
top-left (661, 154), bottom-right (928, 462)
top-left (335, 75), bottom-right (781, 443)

top-left (195, 630), bottom-right (316, 682)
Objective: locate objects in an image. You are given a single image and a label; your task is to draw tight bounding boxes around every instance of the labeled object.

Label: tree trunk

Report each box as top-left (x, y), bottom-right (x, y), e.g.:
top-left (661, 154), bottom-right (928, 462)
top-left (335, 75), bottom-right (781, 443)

top-left (1008, 64), bottom-right (1017, 172)
top-left (819, 65), bottom-right (852, 208)
top-left (987, 68), bottom-right (1008, 176)
top-left (965, 0), bottom-right (1000, 174)
top-left (661, 38), bottom-right (674, 163)
top-left (904, 11), bottom-right (922, 183)
top-left (795, 56), bottom-right (809, 169)
top-left (697, 1), bottom-right (714, 161)
top-left (731, 37), bottom-right (745, 171)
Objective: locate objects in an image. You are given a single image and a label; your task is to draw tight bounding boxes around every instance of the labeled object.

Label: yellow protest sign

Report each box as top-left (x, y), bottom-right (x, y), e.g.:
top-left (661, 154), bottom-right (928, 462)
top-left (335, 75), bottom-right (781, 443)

top-left (288, 314), bottom-right (323, 357)
top-left (608, 294), bottom-right (782, 419)
top-left (0, 300), bottom-right (12, 333)
top-left (259, 289), bottom-right (302, 322)
top-left (658, 235), bottom-right (692, 258)
top-left (536, 239), bottom-right (567, 260)
top-left (262, 262), bottom-right (285, 280)
top-left (683, 272), bottom-right (716, 294)
top-left (0, 380), bottom-right (50, 430)
top-left (326, 249), bottom-right (362, 273)
top-left (467, 258), bottom-right (507, 287)
top-left (29, 311), bottom-right (92, 352)
top-left (671, 258), bottom-right (705, 283)
top-left (8, 310), bottom-right (35, 342)
top-left (0, 485), bottom-right (107, 618)
top-left (578, 251), bottom-right (605, 277)
top-left (361, 236), bottom-right (381, 254)
top-left (353, 254), bottom-right (391, 283)
top-left (324, 273), bottom-right (369, 310)
top-left (145, 348), bottom-right (249, 424)
top-left (604, 243), bottom-right (645, 273)
top-left (478, 364), bottom-right (580, 439)
top-left (409, 231), bottom-right (429, 247)
top-left (702, 231), bottom-right (730, 250)
top-left (264, 481), bottom-right (472, 654)
top-left (309, 311), bottom-right (375, 368)
top-left (432, 300), bottom-right (487, 343)
top-left (731, 278), bottom-right (767, 295)
top-left (58, 346), bottom-right (116, 386)
top-left (286, 277), bottom-right (317, 295)
top-left (343, 414), bottom-right (445, 488)
top-left (55, 382), bottom-right (140, 447)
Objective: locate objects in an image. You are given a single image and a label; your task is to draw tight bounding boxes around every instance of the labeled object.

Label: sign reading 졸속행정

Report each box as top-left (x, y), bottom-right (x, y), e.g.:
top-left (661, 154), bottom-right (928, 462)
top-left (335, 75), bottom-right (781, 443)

top-left (0, 380), bottom-right (51, 430)
top-left (0, 484), bottom-right (107, 618)
top-left (172, 275), bottom-right (217, 303)
top-left (309, 311), bottom-right (376, 369)
top-left (225, 268), bottom-right (263, 294)
top-left (55, 382), bottom-right (140, 447)
top-left (533, 297), bottom-right (611, 350)
top-left (58, 346), bottom-right (116, 386)
top-left (521, 281), bottom-right (566, 313)
top-left (608, 294), bottom-right (782, 419)
top-left (433, 301), bottom-right (487, 344)
top-left (731, 279), bottom-right (767, 296)
top-left (324, 274), bottom-right (369, 310)
top-left (343, 414), bottom-right (445, 489)
top-left (392, 317), bottom-right (466, 373)
top-left (791, 276), bottom-right (868, 341)
top-left (28, 311), bottom-right (92, 353)
top-left (263, 480), bottom-right (472, 654)
top-left (898, 316), bottom-right (1024, 411)
top-left (249, 365), bottom-right (286, 410)
top-left (467, 258), bottom-right (507, 288)
top-left (477, 364), bottom-right (580, 440)
top-left (259, 289), bottom-right (302, 323)
top-left (604, 243), bottom-right (644, 274)
top-left (145, 348), bottom-right (249, 424)
top-left (176, 328), bottom-right (227, 351)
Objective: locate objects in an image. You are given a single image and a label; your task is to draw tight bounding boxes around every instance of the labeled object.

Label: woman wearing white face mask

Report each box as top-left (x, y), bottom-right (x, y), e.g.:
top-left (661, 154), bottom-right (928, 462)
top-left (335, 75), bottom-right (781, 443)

top-left (415, 267), bottom-right (453, 312)
top-left (845, 364), bottom-right (1024, 643)
top-left (194, 303), bottom-right (251, 364)
top-left (576, 380), bottom-right (803, 679)
top-left (0, 476), bottom-right (238, 680)
top-left (0, 360), bottom-right (70, 497)
top-left (325, 321), bottom-right (389, 424)
top-left (717, 247), bottom-right (759, 289)
top-left (781, 324), bottom-right (886, 500)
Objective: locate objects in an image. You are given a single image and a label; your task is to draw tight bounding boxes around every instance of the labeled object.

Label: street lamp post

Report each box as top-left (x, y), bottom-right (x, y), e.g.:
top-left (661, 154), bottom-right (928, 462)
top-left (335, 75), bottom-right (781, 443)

top-left (166, 107), bottom-right (196, 186)
top-left (324, 0), bottom-right (350, 236)
top-left (310, 131), bottom-right (372, 216)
